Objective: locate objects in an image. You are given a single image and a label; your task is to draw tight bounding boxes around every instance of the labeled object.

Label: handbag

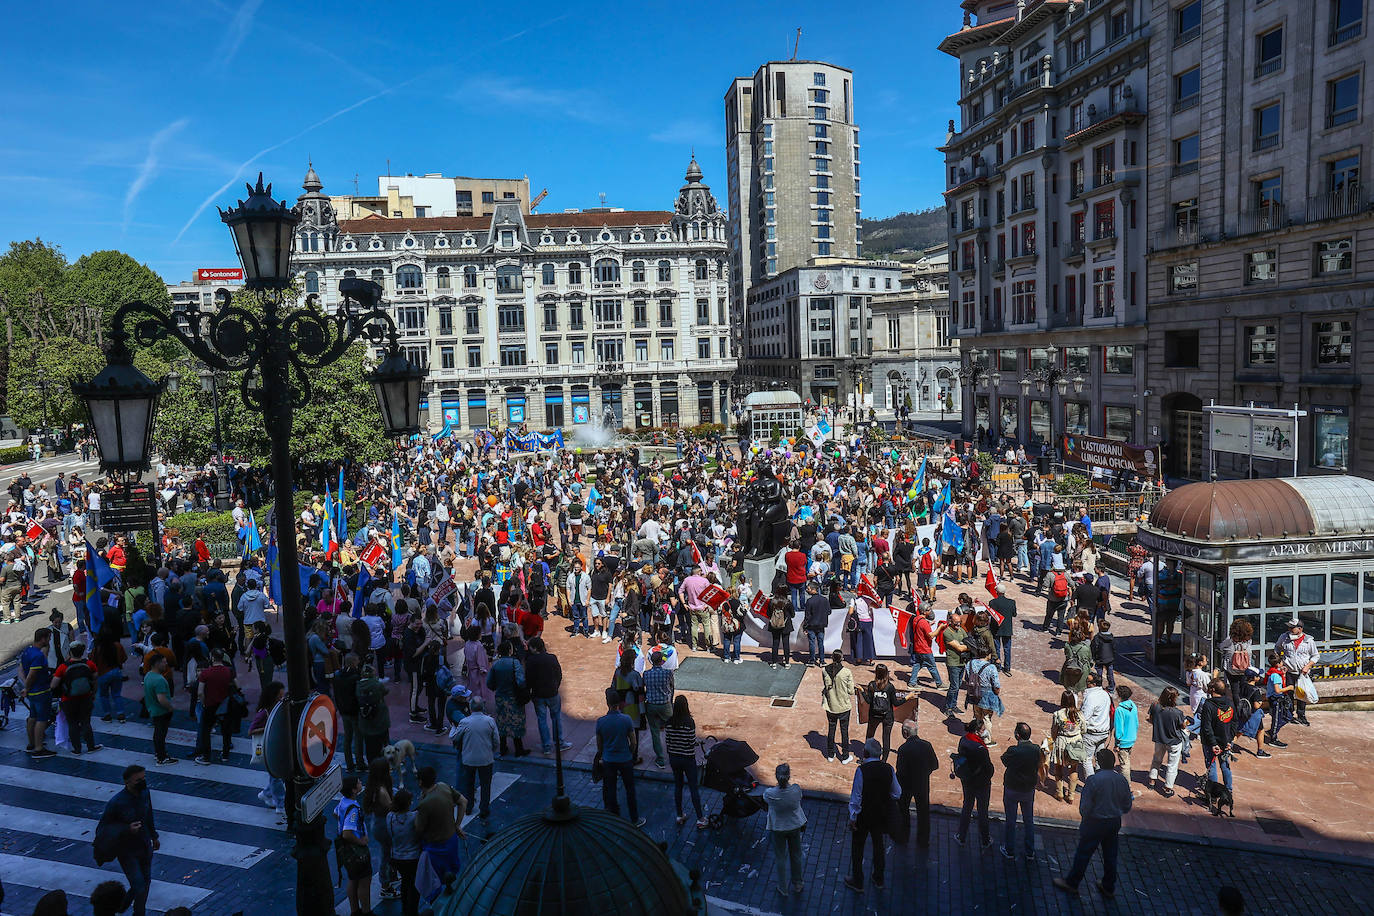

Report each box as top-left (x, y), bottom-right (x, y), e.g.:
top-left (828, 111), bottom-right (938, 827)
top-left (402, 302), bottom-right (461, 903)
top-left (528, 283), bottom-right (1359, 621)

top-left (591, 751), bottom-right (605, 783)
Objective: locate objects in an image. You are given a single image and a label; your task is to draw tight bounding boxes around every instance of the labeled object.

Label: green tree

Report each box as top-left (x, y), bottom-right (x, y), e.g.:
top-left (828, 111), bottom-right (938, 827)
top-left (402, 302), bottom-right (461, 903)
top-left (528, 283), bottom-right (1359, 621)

top-left (68, 249), bottom-right (171, 326)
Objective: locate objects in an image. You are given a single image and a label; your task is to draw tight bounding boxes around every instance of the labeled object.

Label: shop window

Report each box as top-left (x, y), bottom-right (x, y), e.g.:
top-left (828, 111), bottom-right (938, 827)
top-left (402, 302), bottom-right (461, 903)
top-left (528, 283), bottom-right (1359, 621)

top-left (1266, 576), bottom-right (1294, 608)
top-left (1313, 406), bottom-right (1349, 468)
top-left (1234, 576), bottom-right (1261, 610)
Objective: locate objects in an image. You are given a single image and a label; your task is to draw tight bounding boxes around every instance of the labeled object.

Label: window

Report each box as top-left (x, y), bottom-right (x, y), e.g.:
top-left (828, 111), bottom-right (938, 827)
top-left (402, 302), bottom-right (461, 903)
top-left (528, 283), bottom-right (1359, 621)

top-left (816, 242), bottom-right (831, 256)
top-left (695, 298), bottom-right (710, 324)
top-left (397, 305), bottom-right (425, 331)
top-left (1104, 346), bottom-right (1134, 375)
top-left (658, 300), bottom-right (673, 325)
top-left (593, 298), bottom-right (622, 325)
top-left (541, 302), bottom-right (557, 331)
top-left (495, 264), bottom-right (522, 293)
top-left (1314, 406), bottom-right (1350, 468)
top-left (1020, 119), bottom-right (1035, 151)
top-left (697, 337), bottom-right (711, 359)
top-left (1245, 324), bottom-right (1278, 366)
top-left (814, 141), bottom-right (829, 156)
top-left (1255, 27), bottom-right (1284, 77)
top-left (1093, 144), bottom-right (1115, 186)
top-left (694, 259), bottom-right (709, 281)
top-left (544, 390), bottom-right (564, 428)
top-left (1175, 67), bottom-right (1201, 110)
top-left (1092, 267), bottom-right (1116, 316)
top-left (440, 346), bottom-right (455, 370)
top-left (813, 71), bottom-right (826, 86)
top-left (466, 345), bottom-right (482, 368)
top-left (464, 305), bottom-right (480, 334)
top-left (1011, 280), bottom-right (1036, 324)
top-left (1327, 73), bottom-right (1360, 127)
top-left (567, 262), bottom-right (583, 285)
top-left (634, 339), bottom-right (647, 362)
top-left (545, 342), bottom-right (559, 365)
top-left (572, 341), bottom-right (586, 364)
top-left (1070, 159), bottom-right (1084, 196)
top-left (1170, 261), bottom-right (1198, 294)
top-left (1104, 406), bottom-right (1133, 441)
top-left (1093, 200), bottom-right (1115, 240)
top-left (497, 303), bottom-right (525, 331)
top-left (396, 265), bottom-right (423, 290)
top-left (499, 345), bottom-right (526, 367)
top-left (1162, 330), bottom-right (1202, 371)
top-left (1331, 0), bottom-right (1363, 44)
top-left (457, 265), bottom-right (474, 289)
top-left (631, 260), bottom-right (646, 283)
top-left (1246, 250), bottom-right (1278, 284)
top-left (1070, 34), bottom-right (1089, 65)
top-left (438, 307), bottom-right (453, 335)
top-left (1314, 319), bottom-right (1353, 365)
top-left (998, 348), bottom-right (1019, 372)
top-left (499, 229), bottom-right (515, 248)
top-left (304, 271), bottom-right (319, 294)
top-left (632, 299), bottom-right (648, 326)
top-left (594, 258), bottom-right (620, 284)
top-left (661, 339), bottom-right (674, 361)
top-left (1173, 199), bottom-right (1199, 238)
top-left (1174, 134), bottom-right (1199, 174)
top-left (568, 302), bottom-right (583, 329)
top-left (1254, 102), bottom-right (1281, 151)
top-left (1315, 238), bottom-right (1354, 275)
top-left (435, 267), bottom-right (450, 290)
top-left (541, 263), bottom-right (556, 286)
top-left (1329, 154), bottom-right (1361, 193)
top-left (657, 260), bottom-right (672, 282)
top-left (481, 191), bottom-right (494, 204)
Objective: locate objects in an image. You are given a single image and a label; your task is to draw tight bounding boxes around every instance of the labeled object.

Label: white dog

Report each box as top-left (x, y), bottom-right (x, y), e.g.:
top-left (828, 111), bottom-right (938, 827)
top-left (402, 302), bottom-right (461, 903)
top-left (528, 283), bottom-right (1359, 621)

top-left (383, 739), bottom-right (417, 781)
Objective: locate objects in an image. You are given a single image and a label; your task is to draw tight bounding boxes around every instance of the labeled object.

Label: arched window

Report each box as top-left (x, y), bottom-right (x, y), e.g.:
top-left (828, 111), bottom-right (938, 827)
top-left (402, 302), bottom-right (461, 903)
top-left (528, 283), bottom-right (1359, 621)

top-left (657, 260), bottom-right (672, 283)
top-left (541, 263), bottom-right (556, 286)
top-left (370, 269), bottom-right (384, 286)
top-left (396, 265), bottom-right (423, 289)
top-left (496, 264), bottom-right (523, 293)
top-left (631, 260), bottom-right (646, 283)
top-left (304, 271), bottom-right (319, 294)
top-left (343, 269), bottom-right (356, 279)
top-left (694, 259), bottom-right (709, 280)
top-left (567, 262), bottom-right (583, 285)
top-left (436, 267), bottom-right (450, 289)
top-left (463, 266), bottom-right (478, 288)
top-left (594, 258), bottom-right (620, 284)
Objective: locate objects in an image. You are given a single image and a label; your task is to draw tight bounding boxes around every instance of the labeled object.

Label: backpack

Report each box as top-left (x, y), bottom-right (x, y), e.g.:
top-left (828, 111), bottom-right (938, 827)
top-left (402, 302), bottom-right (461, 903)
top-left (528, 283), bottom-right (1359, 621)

top-left (919, 551), bottom-right (934, 575)
top-left (867, 685), bottom-right (891, 717)
top-left (1051, 572), bottom-right (1070, 600)
top-left (435, 663), bottom-right (454, 694)
top-left (268, 638), bottom-right (287, 666)
top-left (61, 661), bottom-right (93, 698)
top-left (950, 749), bottom-right (974, 781)
top-left (1236, 694), bottom-right (1254, 724)
top-left (768, 599), bottom-right (788, 630)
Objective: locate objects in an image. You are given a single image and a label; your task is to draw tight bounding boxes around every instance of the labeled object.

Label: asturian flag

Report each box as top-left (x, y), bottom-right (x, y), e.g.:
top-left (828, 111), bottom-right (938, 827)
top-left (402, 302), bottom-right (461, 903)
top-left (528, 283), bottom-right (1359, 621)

top-left (941, 507), bottom-right (965, 556)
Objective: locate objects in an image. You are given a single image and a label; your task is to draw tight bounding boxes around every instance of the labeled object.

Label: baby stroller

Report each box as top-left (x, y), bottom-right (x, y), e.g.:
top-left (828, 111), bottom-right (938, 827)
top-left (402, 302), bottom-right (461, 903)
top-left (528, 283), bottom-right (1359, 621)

top-left (0, 674), bottom-right (23, 729)
top-left (700, 737), bottom-right (766, 829)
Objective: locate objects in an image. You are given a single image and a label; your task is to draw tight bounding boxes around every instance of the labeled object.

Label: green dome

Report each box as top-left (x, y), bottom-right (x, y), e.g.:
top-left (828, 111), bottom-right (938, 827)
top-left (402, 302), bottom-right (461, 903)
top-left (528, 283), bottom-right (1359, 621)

top-left (431, 796), bottom-right (707, 915)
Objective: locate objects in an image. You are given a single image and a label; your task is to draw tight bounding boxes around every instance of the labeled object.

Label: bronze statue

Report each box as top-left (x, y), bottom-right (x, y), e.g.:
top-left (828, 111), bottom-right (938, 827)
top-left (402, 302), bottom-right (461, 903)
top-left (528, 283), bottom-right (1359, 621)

top-left (738, 470), bottom-right (791, 558)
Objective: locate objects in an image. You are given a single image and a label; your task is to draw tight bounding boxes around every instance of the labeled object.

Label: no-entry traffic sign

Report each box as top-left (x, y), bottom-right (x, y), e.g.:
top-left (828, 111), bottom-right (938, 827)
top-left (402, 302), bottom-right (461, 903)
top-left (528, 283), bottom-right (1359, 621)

top-left (297, 693), bottom-right (338, 779)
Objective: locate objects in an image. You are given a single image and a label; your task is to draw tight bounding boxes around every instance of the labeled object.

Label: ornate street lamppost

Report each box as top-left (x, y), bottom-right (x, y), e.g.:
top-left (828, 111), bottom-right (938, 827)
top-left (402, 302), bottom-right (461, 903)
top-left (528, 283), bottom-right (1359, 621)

top-left (74, 174), bottom-right (422, 915)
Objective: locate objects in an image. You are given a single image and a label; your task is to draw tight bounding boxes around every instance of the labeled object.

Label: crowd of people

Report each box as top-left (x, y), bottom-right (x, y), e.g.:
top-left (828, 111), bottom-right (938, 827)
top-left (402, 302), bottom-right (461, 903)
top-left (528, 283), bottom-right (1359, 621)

top-left (1, 425), bottom-right (1314, 914)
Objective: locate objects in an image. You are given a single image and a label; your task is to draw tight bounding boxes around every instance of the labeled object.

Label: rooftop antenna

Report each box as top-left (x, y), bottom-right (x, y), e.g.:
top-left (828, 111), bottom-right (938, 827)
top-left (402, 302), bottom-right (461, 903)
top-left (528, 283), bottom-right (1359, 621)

top-left (599, 192), bottom-right (607, 207)
top-left (791, 26), bottom-right (801, 60)
top-left (353, 173), bottom-right (359, 194)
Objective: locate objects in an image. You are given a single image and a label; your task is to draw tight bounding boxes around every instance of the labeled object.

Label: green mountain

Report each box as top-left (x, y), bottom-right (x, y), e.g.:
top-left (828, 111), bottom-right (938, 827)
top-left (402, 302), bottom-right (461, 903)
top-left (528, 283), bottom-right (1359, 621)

top-left (861, 207), bottom-right (947, 260)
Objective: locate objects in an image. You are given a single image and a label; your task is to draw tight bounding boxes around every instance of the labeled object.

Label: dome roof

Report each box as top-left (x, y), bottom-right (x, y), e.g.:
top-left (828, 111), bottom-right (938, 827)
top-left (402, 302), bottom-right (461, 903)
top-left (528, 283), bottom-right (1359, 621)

top-left (431, 797), bottom-right (704, 916)
top-left (1146, 475), bottom-right (1374, 541)
top-left (303, 162), bottom-right (322, 192)
top-left (685, 154), bottom-right (703, 183)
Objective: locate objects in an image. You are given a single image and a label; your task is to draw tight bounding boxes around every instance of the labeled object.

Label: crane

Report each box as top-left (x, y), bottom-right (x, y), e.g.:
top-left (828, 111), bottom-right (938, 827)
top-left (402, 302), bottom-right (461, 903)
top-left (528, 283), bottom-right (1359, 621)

top-left (530, 188), bottom-right (549, 210)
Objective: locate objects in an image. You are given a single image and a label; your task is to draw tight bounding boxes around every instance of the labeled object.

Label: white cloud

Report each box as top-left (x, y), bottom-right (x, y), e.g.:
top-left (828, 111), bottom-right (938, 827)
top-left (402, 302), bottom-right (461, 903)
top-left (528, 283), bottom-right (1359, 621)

top-left (123, 118), bottom-right (190, 233)
top-left (215, 0), bottom-right (265, 70)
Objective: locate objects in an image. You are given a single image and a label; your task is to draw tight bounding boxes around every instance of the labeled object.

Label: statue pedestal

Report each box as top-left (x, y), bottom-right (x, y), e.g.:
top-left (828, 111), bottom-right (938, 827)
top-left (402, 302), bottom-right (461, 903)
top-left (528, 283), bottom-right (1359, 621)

top-left (742, 556), bottom-right (776, 594)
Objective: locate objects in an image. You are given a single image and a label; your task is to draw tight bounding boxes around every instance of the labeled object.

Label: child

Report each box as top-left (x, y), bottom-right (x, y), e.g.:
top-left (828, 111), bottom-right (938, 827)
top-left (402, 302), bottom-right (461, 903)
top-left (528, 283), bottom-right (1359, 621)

top-left (1236, 667), bottom-right (1271, 758)
top-left (1090, 620), bottom-right (1116, 691)
top-left (387, 789), bottom-right (421, 916)
top-left (1113, 684), bottom-right (1137, 777)
top-left (1264, 650), bottom-right (1296, 749)
top-left (1182, 653), bottom-right (1210, 763)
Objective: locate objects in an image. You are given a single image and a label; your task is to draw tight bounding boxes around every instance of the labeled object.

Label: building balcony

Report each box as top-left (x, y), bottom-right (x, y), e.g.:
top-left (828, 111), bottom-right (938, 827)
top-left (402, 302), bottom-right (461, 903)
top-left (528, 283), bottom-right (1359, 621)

top-left (1306, 185), bottom-right (1370, 223)
top-left (1237, 204), bottom-right (1290, 236)
top-left (1153, 224), bottom-right (1202, 251)
top-left (1064, 238), bottom-right (1086, 261)
top-left (1063, 96), bottom-right (1145, 148)
top-left (992, 259), bottom-right (1006, 277)
top-left (980, 316), bottom-right (1006, 333)
top-left (1010, 193), bottom-right (1036, 215)
top-left (1090, 226), bottom-right (1117, 249)
top-left (1007, 251), bottom-right (1038, 267)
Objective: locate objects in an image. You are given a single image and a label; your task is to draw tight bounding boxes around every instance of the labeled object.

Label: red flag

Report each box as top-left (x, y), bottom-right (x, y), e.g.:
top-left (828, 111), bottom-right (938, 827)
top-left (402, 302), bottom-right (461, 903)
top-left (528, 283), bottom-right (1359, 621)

top-left (698, 583), bottom-right (728, 611)
top-left (889, 604), bottom-right (916, 650)
top-left (25, 519), bottom-right (44, 541)
top-left (985, 567), bottom-right (1000, 600)
top-left (359, 540), bottom-right (384, 569)
top-left (856, 574), bottom-right (881, 605)
top-left (749, 589), bottom-right (771, 621)
top-left (690, 540), bottom-right (702, 566)
top-left (933, 620), bottom-right (948, 653)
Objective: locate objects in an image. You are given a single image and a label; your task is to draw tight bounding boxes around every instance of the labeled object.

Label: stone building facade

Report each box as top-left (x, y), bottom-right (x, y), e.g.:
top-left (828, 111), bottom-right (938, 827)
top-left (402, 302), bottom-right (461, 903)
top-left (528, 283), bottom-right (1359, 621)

top-left (868, 246), bottom-right (962, 418)
top-left (292, 160), bottom-right (734, 434)
top-left (940, 0), bottom-right (1150, 449)
top-left (1144, 0), bottom-right (1374, 479)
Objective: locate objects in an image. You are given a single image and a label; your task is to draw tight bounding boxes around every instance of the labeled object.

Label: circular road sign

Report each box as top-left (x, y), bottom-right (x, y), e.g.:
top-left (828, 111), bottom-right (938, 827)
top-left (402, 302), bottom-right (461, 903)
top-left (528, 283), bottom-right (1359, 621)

top-left (297, 693), bottom-right (338, 779)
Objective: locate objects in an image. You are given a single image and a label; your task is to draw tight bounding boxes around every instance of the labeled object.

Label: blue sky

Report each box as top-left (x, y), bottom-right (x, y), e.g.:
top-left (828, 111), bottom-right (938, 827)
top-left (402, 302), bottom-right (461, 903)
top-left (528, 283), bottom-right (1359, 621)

top-left (0, 0), bottom-right (959, 282)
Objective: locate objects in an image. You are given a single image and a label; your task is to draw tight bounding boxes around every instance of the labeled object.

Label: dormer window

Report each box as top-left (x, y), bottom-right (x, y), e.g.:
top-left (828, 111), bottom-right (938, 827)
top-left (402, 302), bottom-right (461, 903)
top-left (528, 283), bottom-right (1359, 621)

top-left (499, 229), bottom-right (516, 248)
top-left (599, 230), bottom-right (613, 242)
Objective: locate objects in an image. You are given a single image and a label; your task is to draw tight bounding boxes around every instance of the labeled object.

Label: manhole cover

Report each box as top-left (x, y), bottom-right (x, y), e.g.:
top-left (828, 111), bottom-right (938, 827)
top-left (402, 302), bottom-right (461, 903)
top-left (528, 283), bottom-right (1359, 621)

top-left (770, 697), bottom-right (795, 708)
top-left (1255, 817), bottom-right (1302, 837)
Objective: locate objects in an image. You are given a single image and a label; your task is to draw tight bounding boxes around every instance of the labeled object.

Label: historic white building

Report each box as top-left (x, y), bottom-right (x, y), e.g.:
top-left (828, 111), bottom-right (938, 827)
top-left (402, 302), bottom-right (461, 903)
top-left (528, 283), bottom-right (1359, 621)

top-left (291, 159), bottom-right (735, 433)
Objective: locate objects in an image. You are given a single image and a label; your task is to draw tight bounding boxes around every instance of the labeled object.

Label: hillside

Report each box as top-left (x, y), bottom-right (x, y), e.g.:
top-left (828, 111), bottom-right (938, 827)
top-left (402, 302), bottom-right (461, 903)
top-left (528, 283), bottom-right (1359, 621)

top-left (861, 207), bottom-right (947, 260)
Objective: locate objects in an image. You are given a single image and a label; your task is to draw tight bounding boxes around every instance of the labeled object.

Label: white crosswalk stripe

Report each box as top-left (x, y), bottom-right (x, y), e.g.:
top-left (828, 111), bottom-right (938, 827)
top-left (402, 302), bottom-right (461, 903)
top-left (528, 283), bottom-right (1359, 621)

top-left (0, 713), bottom-right (292, 915)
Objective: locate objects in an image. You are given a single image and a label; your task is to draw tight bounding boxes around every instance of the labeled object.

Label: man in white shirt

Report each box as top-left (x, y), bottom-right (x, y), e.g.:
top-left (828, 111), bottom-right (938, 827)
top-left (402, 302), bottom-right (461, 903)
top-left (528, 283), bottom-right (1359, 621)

top-left (1079, 673), bottom-right (1113, 776)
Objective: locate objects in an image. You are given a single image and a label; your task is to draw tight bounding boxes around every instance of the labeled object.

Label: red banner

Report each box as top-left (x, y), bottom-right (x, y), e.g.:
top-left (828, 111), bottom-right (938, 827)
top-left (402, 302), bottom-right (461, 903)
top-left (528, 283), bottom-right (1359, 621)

top-left (856, 574), bottom-right (880, 605)
top-left (698, 583), bottom-right (729, 611)
top-left (25, 519), bottom-right (44, 541)
top-left (749, 590), bottom-right (771, 621)
top-left (359, 540), bottom-right (384, 569)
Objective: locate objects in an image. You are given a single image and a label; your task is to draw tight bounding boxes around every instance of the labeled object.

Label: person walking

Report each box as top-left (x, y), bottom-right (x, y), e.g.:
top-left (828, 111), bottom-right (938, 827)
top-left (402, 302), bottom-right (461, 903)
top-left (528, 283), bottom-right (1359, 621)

top-left (52, 640), bottom-right (100, 755)
top-left (356, 662), bottom-right (391, 765)
top-left (953, 719), bottom-right (994, 849)
top-left (999, 722), bottom-right (1040, 859)
top-left (142, 654), bottom-right (176, 765)
top-left (1053, 748), bottom-right (1134, 899)
top-left (1049, 690), bottom-right (1085, 803)
top-left (762, 763), bottom-right (806, 897)
top-left (596, 687), bottom-right (645, 827)
top-left (94, 765), bottom-right (159, 916)
top-left (1113, 685), bottom-right (1138, 776)
top-left (988, 586), bottom-right (1016, 674)
top-left (664, 695), bottom-right (706, 828)
top-left (1060, 623), bottom-right (1093, 694)
top-left (844, 738), bottom-right (901, 893)
top-left (526, 637), bottom-right (573, 757)
top-left (643, 650), bottom-right (675, 769)
top-left (333, 654), bottom-right (363, 773)
top-left (1146, 686), bottom-right (1187, 797)
top-left (21, 628), bottom-right (55, 757)
top-left (802, 581), bottom-right (830, 666)
top-left (894, 716), bottom-right (938, 848)
top-left (452, 698), bottom-right (499, 819)
top-left (821, 650), bottom-right (856, 763)
top-left (906, 604), bottom-right (943, 690)
top-left (1199, 676), bottom-right (1237, 795)
top-left (488, 639), bottom-right (530, 760)
top-left (861, 665), bottom-right (900, 762)
top-left (193, 649), bottom-right (238, 765)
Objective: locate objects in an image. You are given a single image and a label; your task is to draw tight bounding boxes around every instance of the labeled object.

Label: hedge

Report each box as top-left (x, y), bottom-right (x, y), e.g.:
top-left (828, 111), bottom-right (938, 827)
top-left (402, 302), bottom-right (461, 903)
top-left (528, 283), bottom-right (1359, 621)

top-left (0, 445), bottom-right (30, 465)
top-left (1050, 473), bottom-right (1091, 496)
top-left (136, 490), bottom-right (325, 556)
